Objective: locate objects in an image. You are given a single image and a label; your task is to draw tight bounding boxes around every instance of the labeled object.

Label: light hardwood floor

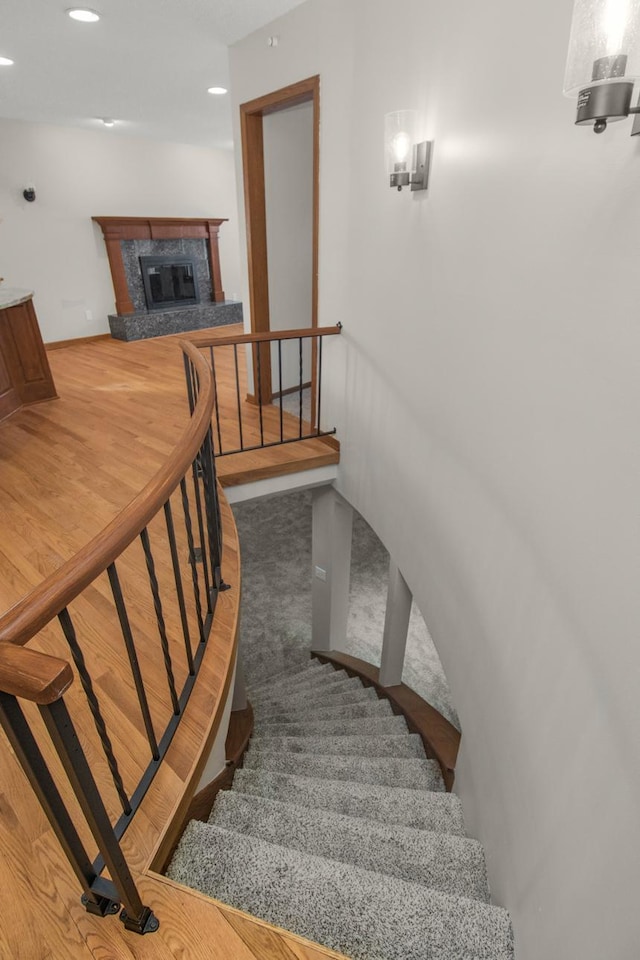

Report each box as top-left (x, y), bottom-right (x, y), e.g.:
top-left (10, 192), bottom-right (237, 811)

top-left (0, 327), bottom-right (344, 960)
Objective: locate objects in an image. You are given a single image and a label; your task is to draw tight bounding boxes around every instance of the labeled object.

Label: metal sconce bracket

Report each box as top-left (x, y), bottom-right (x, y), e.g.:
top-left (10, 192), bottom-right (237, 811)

top-left (411, 140), bottom-right (431, 191)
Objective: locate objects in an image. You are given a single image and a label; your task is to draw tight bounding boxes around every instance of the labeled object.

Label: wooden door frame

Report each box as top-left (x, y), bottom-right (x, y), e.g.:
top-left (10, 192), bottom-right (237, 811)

top-left (240, 75), bottom-right (320, 411)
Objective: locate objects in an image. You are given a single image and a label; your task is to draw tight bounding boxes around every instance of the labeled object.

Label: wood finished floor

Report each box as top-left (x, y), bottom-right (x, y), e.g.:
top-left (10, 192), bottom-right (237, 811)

top-left (0, 326), bottom-right (343, 960)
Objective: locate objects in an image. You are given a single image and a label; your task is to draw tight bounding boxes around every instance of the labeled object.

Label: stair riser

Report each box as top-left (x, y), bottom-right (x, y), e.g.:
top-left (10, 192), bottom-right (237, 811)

top-left (243, 752), bottom-right (444, 792)
top-left (248, 733), bottom-right (426, 760)
top-left (251, 670), bottom-right (351, 705)
top-left (253, 715), bottom-right (408, 739)
top-left (255, 682), bottom-right (378, 718)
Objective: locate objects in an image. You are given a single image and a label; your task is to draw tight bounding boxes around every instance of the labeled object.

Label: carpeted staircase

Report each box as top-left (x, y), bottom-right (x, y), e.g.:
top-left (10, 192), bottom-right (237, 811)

top-left (168, 658), bottom-right (514, 960)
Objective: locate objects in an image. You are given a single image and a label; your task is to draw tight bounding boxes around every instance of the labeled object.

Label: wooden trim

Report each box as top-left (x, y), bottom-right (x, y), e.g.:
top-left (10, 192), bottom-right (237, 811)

top-left (310, 76), bottom-right (320, 428)
top-left (188, 324), bottom-right (341, 349)
top-left (272, 380), bottom-right (312, 399)
top-left (311, 651), bottom-right (461, 791)
top-left (240, 108), bottom-right (272, 402)
top-left (0, 341), bottom-right (214, 647)
top-left (240, 76), bottom-right (319, 116)
top-left (317, 434), bottom-right (340, 452)
top-left (0, 643), bottom-right (74, 704)
top-left (45, 334), bottom-right (111, 351)
top-left (176, 702), bottom-right (254, 827)
top-left (92, 216), bottom-right (230, 314)
top-left (240, 76), bottom-right (320, 408)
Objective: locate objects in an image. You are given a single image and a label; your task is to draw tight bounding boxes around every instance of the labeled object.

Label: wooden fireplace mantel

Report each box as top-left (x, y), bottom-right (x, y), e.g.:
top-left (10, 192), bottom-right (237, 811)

top-left (92, 217), bottom-right (228, 316)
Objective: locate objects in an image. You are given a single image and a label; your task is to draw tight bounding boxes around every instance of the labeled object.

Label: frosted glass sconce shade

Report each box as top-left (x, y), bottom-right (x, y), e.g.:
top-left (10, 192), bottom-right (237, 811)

top-left (564, 0), bottom-right (640, 132)
top-left (384, 110), bottom-right (431, 191)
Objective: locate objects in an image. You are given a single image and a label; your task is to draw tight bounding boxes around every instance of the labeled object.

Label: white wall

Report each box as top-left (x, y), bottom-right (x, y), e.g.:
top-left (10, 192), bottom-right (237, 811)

top-left (263, 101), bottom-right (314, 389)
top-left (0, 118), bottom-right (242, 342)
top-left (230, 2), bottom-right (640, 958)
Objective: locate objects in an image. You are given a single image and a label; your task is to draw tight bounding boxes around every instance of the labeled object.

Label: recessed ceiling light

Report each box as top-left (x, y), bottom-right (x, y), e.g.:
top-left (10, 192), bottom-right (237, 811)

top-left (0, 57), bottom-right (14, 66)
top-left (67, 8), bottom-right (101, 22)
top-left (101, 118), bottom-right (115, 127)
top-left (207, 86), bottom-right (228, 96)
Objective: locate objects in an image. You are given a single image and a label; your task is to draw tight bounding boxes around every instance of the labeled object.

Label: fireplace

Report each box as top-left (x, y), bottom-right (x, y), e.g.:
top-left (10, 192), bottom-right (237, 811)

top-left (92, 217), bottom-right (243, 341)
top-left (140, 255), bottom-right (200, 311)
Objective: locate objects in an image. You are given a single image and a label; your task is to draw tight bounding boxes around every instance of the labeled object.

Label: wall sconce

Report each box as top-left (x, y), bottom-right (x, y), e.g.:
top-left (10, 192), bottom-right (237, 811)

top-left (384, 111), bottom-right (431, 191)
top-left (564, 0), bottom-right (640, 133)
top-left (22, 184), bottom-right (36, 202)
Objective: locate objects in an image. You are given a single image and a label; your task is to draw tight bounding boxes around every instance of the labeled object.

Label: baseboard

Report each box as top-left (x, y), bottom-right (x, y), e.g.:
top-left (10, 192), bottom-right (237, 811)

top-left (272, 380), bottom-right (312, 399)
top-left (45, 333), bottom-right (111, 350)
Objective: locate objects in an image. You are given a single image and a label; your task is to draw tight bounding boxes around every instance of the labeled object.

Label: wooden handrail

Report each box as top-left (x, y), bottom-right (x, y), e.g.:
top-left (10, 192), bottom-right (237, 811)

top-left (0, 341), bottom-right (214, 648)
top-left (0, 642), bottom-right (74, 704)
top-left (187, 323), bottom-right (342, 349)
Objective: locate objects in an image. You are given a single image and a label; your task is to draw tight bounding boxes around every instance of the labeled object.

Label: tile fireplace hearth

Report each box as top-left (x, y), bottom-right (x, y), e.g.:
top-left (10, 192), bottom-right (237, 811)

top-left (93, 216), bottom-right (243, 342)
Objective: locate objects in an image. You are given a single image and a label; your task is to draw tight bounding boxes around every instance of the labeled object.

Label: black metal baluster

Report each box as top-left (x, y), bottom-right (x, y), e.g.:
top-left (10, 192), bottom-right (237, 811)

top-left (278, 339), bottom-right (284, 442)
top-left (256, 343), bottom-right (265, 447)
top-left (139, 527), bottom-right (180, 715)
top-left (57, 608), bottom-right (131, 815)
top-left (163, 500), bottom-right (195, 675)
top-left (191, 460), bottom-right (212, 612)
top-left (107, 563), bottom-right (159, 760)
top-left (233, 344), bottom-right (244, 450)
top-left (317, 334), bottom-right (323, 436)
top-left (39, 697), bottom-right (159, 935)
top-left (180, 477), bottom-right (206, 644)
top-left (298, 336), bottom-right (303, 438)
top-left (199, 428), bottom-right (223, 592)
top-left (183, 354), bottom-right (195, 415)
top-left (209, 346), bottom-right (223, 455)
top-left (0, 692), bottom-right (120, 918)
top-left (190, 360), bottom-right (200, 405)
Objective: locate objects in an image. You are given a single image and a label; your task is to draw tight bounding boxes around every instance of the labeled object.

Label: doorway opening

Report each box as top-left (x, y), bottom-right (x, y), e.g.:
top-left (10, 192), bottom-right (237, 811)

top-left (240, 76), bottom-right (320, 421)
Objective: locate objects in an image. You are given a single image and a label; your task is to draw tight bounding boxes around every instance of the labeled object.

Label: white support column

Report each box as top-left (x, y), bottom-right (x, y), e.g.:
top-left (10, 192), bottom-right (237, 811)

top-left (379, 560), bottom-right (412, 687)
top-left (311, 486), bottom-right (354, 652)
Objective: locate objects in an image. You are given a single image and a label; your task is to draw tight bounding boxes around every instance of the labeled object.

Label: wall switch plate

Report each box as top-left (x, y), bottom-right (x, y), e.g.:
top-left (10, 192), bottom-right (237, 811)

top-left (314, 565), bottom-right (327, 582)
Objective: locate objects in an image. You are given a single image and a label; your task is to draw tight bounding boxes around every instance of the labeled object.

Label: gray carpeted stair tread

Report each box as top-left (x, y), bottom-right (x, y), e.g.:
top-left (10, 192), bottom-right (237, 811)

top-left (168, 821), bottom-right (513, 960)
top-left (233, 768), bottom-right (463, 832)
top-left (253, 714), bottom-right (408, 738)
top-left (255, 679), bottom-right (378, 717)
top-left (243, 750), bottom-right (444, 791)
top-left (248, 732), bottom-right (426, 760)
top-left (248, 660), bottom-right (331, 695)
top-left (209, 791), bottom-right (490, 902)
top-left (257, 697), bottom-right (394, 725)
top-left (251, 668), bottom-right (352, 705)
top-left (253, 673), bottom-right (360, 712)
top-left (248, 653), bottom-right (311, 687)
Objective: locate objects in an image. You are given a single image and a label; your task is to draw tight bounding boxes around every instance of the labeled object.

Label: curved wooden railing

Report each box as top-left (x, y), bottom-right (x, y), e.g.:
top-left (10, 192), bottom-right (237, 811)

top-left (0, 341), bottom-right (236, 936)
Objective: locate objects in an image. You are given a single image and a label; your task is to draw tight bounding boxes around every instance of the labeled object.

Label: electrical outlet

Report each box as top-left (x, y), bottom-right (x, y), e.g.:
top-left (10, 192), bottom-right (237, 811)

top-left (314, 565), bottom-right (327, 582)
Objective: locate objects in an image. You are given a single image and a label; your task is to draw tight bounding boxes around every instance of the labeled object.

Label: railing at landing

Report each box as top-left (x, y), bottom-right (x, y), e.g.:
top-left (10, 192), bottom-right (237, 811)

top-left (186, 323), bottom-right (342, 459)
top-left (0, 341), bottom-right (233, 936)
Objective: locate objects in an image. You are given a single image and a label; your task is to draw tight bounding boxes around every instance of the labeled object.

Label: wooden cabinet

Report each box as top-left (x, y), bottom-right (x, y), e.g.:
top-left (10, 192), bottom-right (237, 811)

top-left (0, 293), bottom-right (57, 422)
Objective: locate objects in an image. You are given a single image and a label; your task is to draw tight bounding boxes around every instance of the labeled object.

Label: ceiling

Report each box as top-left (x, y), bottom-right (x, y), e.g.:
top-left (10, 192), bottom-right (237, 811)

top-left (0, 0), bottom-right (307, 150)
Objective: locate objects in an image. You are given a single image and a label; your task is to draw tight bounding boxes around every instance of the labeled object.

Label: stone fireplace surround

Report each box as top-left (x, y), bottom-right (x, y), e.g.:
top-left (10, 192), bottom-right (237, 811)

top-left (93, 217), bottom-right (242, 342)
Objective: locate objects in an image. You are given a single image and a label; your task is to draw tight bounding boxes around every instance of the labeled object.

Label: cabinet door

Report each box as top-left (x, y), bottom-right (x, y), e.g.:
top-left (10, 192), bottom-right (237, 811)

top-left (0, 344), bottom-right (19, 420)
top-left (0, 299), bottom-right (57, 405)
